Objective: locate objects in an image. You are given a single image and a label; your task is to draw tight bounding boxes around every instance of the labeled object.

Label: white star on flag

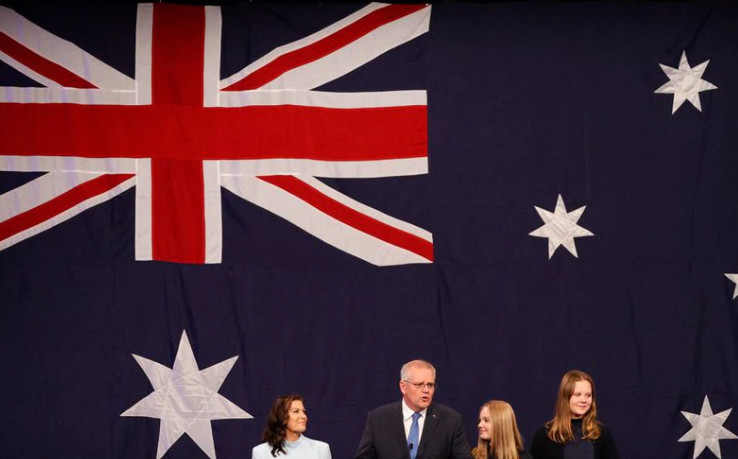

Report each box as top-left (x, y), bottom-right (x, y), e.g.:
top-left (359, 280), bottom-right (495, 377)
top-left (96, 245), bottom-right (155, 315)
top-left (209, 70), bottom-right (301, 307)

top-left (655, 50), bottom-right (717, 114)
top-left (121, 331), bottom-right (252, 459)
top-left (529, 194), bottom-right (593, 259)
top-left (725, 273), bottom-right (738, 299)
top-left (678, 396), bottom-right (738, 459)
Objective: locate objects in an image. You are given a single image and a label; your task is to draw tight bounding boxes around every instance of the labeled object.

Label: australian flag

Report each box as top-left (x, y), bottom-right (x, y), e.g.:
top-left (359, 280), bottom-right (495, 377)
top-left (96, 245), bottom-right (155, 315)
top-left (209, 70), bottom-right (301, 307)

top-left (1, 1), bottom-right (738, 459)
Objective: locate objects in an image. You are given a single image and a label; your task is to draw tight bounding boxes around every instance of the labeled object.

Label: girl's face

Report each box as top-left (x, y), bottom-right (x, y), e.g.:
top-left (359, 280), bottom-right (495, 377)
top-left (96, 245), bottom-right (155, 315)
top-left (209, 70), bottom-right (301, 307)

top-left (477, 406), bottom-right (492, 440)
top-left (569, 380), bottom-right (593, 418)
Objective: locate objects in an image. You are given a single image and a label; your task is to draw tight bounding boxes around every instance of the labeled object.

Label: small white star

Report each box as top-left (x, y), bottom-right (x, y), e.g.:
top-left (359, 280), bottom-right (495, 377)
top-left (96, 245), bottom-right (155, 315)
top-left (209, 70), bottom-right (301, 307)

top-left (529, 194), bottom-right (593, 259)
top-left (655, 50), bottom-right (717, 114)
top-left (725, 274), bottom-right (738, 299)
top-left (121, 331), bottom-right (252, 459)
top-left (678, 396), bottom-right (737, 458)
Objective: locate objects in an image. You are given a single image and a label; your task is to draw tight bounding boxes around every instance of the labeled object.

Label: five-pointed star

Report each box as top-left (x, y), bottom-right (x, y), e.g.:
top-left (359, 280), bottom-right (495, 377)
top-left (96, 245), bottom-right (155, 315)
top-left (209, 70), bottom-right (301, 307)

top-left (725, 273), bottom-right (738, 299)
top-left (121, 331), bottom-right (252, 459)
top-left (529, 194), bottom-right (593, 259)
top-left (679, 396), bottom-right (738, 458)
top-left (655, 50), bottom-right (717, 114)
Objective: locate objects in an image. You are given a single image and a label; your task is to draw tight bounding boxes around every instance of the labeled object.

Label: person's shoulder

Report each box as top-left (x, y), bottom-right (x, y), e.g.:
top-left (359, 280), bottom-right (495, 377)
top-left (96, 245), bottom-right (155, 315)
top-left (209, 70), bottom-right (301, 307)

top-left (251, 442), bottom-right (273, 457)
top-left (303, 436), bottom-right (330, 450)
top-left (596, 422), bottom-right (615, 439)
top-left (368, 401), bottom-right (401, 416)
top-left (531, 424), bottom-right (550, 441)
top-left (518, 450), bottom-right (533, 459)
top-left (428, 402), bottom-right (463, 420)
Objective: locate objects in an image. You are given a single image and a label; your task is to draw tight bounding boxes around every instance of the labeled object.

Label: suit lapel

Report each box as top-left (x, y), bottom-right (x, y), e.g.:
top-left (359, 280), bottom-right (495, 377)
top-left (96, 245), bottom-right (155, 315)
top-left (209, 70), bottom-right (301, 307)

top-left (394, 402), bottom-right (411, 457)
top-left (418, 404), bottom-right (440, 457)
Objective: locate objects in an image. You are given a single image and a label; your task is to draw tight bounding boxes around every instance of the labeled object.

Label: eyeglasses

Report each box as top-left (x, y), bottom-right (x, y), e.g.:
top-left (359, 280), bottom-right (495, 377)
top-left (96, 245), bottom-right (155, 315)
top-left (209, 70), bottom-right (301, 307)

top-left (403, 380), bottom-right (437, 390)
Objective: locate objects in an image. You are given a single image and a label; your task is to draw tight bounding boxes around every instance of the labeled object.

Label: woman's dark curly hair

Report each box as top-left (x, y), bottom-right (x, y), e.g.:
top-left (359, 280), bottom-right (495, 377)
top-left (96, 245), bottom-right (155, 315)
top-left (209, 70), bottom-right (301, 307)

top-left (262, 394), bottom-right (304, 457)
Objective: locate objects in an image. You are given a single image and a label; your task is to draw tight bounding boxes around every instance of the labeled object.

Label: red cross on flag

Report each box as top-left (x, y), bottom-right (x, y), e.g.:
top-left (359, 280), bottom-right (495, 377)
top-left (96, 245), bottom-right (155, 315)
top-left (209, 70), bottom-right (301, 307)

top-left (0, 2), bottom-right (433, 266)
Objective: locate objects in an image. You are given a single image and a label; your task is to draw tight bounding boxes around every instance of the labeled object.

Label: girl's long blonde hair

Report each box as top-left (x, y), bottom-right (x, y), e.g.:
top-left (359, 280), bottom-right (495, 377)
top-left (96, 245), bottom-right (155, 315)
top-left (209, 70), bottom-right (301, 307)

top-left (471, 400), bottom-right (524, 459)
top-left (546, 370), bottom-right (602, 443)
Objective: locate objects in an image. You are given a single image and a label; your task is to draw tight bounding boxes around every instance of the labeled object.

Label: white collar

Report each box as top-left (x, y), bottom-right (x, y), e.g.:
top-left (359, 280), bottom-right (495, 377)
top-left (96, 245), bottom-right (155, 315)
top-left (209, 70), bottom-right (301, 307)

top-left (285, 435), bottom-right (305, 448)
top-left (402, 399), bottom-right (428, 421)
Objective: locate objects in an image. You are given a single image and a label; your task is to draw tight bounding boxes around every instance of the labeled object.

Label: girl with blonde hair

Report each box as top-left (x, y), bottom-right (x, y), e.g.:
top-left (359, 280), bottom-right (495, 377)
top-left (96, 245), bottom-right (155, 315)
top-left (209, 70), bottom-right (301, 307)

top-left (529, 370), bottom-right (619, 459)
top-left (472, 400), bottom-right (532, 459)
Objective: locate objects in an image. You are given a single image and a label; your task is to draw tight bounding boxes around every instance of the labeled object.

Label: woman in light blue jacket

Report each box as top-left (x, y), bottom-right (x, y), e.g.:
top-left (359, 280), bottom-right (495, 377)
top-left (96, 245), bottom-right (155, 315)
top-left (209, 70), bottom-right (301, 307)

top-left (252, 394), bottom-right (331, 459)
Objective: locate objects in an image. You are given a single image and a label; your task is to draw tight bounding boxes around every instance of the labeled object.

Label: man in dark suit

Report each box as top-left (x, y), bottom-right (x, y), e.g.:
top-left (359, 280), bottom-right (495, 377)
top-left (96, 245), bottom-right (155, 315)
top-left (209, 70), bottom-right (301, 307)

top-left (355, 359), bottom-right (471, 459)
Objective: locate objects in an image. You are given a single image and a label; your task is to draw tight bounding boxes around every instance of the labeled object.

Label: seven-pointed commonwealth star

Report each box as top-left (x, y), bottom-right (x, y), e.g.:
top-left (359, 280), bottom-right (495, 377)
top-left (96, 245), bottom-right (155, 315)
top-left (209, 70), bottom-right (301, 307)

top-left (725, 273), bottom-right (738, 299)
top-left (529, 194), bottom-right (593, 259)
top-left (655, 50), bottom-right (717, 114)
top-left (121, 331), bottom-right (252, 459)
top-left (678, 396), bottom-right (737, 459)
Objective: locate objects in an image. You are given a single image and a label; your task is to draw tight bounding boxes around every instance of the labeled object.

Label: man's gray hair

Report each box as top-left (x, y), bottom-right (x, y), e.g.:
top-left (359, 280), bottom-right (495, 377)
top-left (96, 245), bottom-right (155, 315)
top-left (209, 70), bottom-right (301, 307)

top-left (400, 359), bottom-right (436, 381)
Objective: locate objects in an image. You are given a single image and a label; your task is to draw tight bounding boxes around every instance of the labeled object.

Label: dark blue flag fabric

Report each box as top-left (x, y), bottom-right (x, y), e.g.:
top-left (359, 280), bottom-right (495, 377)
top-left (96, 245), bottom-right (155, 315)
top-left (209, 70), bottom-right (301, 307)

top-left (2, 2), bottom-right (738, 458)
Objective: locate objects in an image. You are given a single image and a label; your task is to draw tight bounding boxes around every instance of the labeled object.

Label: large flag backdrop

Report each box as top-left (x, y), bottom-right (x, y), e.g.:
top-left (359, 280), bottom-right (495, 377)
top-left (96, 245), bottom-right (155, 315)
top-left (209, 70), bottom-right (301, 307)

top-left (1, 1), bottom-right (738, 458)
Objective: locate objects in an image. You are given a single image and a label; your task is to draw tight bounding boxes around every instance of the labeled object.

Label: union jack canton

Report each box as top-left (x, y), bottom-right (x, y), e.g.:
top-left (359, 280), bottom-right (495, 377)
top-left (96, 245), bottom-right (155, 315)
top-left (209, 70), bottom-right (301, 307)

top-left (0, 2), bottom-right (433, 266)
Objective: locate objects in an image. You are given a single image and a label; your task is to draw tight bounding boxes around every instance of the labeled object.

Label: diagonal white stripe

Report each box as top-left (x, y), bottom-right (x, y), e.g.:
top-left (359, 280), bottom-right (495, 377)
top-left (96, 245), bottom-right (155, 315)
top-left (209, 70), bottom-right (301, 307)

top-left (222, 174), bottom-right (431, 266)
top-left (296, 174), bottom-right (432, 241)
top-left (257, 6), bottom-right (431, 90)
top-left (220, 2), bottom-right (388, 89)
top-left (0, 6), bottom-right (134, 90)
top-left (0, 171), bottom-right (102, 221)
top-left (0, 50), bottom-right (61, 88)
top-left (0, 174), bottom-right (135, 250)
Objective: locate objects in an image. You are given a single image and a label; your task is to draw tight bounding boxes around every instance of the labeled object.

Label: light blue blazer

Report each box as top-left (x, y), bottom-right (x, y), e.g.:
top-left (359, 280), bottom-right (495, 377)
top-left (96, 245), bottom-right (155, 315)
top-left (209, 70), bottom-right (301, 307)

top-left (252, 435), bottom-right (331, 459)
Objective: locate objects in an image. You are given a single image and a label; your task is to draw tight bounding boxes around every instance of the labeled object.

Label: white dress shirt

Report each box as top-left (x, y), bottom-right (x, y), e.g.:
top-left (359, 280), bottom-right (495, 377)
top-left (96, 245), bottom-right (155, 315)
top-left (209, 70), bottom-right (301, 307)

top-left (401, 399), bottom-right (428, 446)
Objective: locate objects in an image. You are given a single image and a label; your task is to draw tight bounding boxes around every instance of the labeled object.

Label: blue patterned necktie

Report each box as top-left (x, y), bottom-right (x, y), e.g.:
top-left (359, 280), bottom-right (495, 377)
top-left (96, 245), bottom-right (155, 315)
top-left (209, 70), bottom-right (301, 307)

top-left (408, 411), bottom-right (421, 459)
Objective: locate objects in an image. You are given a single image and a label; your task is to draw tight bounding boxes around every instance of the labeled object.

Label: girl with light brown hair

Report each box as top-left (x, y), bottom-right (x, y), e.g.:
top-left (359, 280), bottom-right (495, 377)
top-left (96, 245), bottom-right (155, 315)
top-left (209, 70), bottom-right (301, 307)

top-left (529, 370), bottom-right (619, 459)
top-left (472, 400), bottom-right (532, 459)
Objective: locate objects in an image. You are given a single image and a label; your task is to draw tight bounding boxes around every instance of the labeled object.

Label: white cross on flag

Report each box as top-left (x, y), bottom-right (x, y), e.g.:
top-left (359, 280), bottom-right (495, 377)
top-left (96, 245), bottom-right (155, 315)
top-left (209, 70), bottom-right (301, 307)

top-left (0, 2), bottom-right (433, 266)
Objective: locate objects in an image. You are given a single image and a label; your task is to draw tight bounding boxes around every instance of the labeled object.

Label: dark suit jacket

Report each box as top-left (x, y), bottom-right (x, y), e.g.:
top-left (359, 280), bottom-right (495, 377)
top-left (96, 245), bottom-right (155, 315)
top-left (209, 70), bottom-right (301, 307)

top-left (355, 402), bottom-right (472, 459)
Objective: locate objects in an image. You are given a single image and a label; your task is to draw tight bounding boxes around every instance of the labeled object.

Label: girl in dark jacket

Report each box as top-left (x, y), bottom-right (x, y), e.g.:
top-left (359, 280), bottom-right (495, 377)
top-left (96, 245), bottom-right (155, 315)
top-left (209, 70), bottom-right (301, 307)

top-left (529, 370), bottom-right (619, 459)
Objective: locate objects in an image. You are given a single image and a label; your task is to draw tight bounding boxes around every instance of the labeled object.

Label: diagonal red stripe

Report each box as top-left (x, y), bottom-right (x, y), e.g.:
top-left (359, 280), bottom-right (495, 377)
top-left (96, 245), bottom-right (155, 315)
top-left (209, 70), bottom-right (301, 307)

top-left (0, 174), bottom-right (133, 243)
top-left (224, 4), bottom-right (426, 91)
top-left (0, 31), bottom-right (97, 89)
top-left (259, 175), bottom-right (433, 262)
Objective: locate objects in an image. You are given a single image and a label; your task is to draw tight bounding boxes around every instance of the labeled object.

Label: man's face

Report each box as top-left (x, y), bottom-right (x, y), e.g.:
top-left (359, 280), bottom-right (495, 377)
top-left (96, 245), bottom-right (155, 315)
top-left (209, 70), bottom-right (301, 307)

top-left (400, 367), bottom-right (435, 412)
